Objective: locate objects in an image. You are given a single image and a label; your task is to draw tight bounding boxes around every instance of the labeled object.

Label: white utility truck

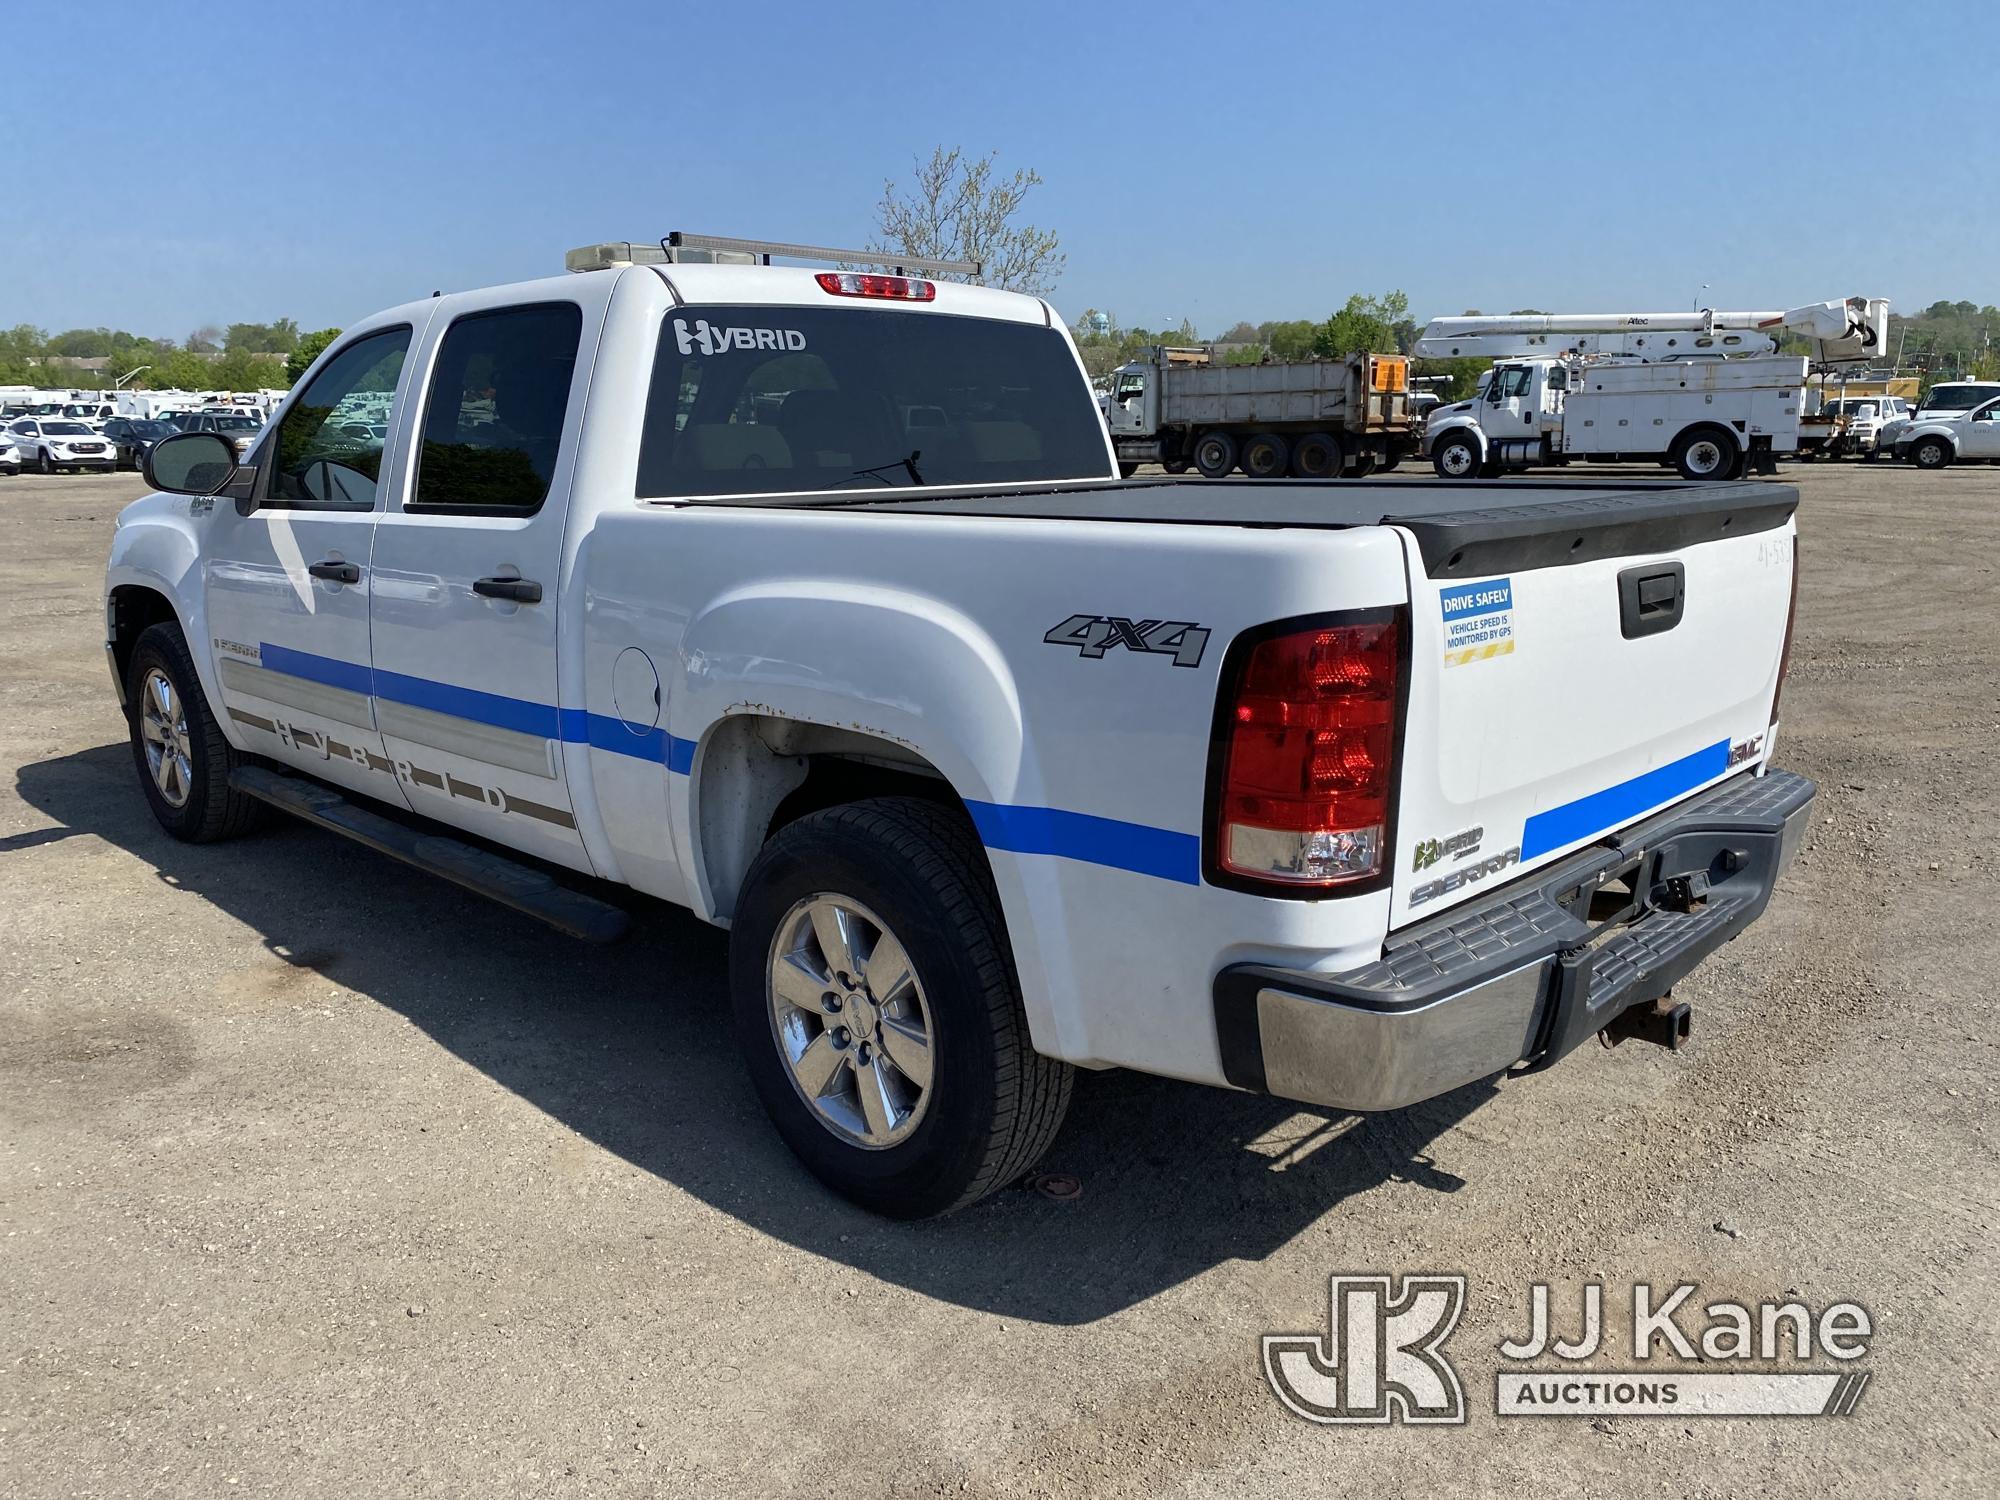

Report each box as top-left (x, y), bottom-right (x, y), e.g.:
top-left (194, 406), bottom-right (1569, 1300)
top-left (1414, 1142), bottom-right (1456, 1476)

top-left (1417, 299), bottom-right (1890, 480)
top-left (1102, 345), bottom-right (1417, 478)
top-left (105, 233), bottom-right (1816, 1217)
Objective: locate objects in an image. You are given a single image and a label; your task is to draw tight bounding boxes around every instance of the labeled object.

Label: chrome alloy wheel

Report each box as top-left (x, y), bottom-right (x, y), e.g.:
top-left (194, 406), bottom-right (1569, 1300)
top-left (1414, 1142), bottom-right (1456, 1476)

top-left (139, 667), bottom-right (194, 808)
top-left (767, 894), bottom-right (935, 1149)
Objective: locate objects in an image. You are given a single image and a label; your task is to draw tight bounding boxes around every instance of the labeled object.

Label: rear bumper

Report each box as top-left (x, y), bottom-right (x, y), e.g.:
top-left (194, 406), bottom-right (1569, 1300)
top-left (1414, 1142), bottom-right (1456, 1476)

top-left (1213, 768), bottom-right (1817, 1112)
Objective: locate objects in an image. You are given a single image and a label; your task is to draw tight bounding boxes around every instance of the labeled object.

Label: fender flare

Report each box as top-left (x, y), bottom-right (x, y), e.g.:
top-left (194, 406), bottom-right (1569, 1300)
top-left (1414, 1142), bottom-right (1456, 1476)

top-left (670, 580), bottom-right (1026, 904)
top-left (104, 508), bottom-right (224, 728)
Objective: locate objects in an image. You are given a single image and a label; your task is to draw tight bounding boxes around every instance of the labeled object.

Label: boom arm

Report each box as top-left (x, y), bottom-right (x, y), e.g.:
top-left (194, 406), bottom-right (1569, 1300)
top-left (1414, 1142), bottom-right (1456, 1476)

top-left (1415, 297), bottom-right (1888, 365)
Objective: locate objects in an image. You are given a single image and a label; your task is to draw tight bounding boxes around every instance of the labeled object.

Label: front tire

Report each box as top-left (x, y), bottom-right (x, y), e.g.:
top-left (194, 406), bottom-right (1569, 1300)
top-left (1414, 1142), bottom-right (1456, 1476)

top-left (38, 449), bottom-right (55, 475)
top-left (1431, 429), bottom-right (1482, 480)
top-left (125, 622), bottom-right (267, 842)
top-left (729, 798), bottom-right (1073, 1218)
top-left (1912, 436), bottom-right (1951, 470)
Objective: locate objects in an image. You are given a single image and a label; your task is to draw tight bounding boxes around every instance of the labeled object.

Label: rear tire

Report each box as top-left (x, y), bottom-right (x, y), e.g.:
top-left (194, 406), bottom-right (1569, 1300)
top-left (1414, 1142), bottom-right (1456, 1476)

top-left (1289, 431), bottom-right (1342, 478)
top-left (730, 798), bottom-right (1073, 1218)
top-left (1912, 436), bottom-right (1951, 470)
top-left (1162, 457), bottom-right (1190, 475)
top-left (1431, 429), bottom-right (1482, 480)
top-left (1239, 432), bottom-right (1290, 479)
top-left (1117, 461), bottom-right (1140, 479)
top-left (1671, 425), bottom-right (1739, 481)
top-left (1193, 431), bottom-right (1237, 479)
top-left (126, 622), bottom-right (268, 843)
top-left (1349, 451), bottom-right (1380, 478)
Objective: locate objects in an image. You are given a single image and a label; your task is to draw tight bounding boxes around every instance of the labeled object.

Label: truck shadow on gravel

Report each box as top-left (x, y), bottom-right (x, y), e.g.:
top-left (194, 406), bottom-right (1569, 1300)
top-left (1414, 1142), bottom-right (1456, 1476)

top-left (18, 742), bottom-right (1494, 1326)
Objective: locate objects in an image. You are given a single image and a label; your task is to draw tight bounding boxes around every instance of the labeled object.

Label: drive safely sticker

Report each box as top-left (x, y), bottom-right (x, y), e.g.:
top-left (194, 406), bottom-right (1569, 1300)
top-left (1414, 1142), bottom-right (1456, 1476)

top-left (1440, 576), bottom-right (1515, 667)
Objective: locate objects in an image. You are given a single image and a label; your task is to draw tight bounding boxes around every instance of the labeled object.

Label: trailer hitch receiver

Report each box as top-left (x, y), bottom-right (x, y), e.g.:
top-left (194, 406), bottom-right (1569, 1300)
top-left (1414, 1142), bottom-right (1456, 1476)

top-left (1599, 994), bottom-right (1693, 1052)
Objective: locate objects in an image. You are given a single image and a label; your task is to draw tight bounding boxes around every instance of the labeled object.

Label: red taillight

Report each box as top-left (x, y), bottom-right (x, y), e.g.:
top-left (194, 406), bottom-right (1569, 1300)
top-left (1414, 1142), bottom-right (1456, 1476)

top-left (1770, 537), bottom-right (1801, 727)
top-left (814, 271), bottom-right (937, 302)
top-left (1212, 614), bottom-right (1402, 889)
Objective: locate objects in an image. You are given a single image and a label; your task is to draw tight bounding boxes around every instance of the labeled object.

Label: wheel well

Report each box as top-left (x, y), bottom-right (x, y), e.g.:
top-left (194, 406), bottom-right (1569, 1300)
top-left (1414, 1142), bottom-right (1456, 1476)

top-left (1675, 421), bottom-right (1741, 450)
top-left (693, 714), bottom-right (977, 924)
top-left (1434, 426), bottom-right (1481, 454)
top-left (107, 585), bottom-right (181, 701)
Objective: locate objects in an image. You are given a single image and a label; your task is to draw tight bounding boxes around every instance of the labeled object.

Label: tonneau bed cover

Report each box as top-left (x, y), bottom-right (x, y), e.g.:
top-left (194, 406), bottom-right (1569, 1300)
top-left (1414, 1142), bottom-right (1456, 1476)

top-left (682, 477), bottom-right (1799, 578)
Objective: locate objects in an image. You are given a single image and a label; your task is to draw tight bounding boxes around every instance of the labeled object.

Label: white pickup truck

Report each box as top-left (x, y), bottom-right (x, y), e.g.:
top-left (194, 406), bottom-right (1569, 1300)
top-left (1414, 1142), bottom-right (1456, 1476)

top-left (104, 236), bottom-right (1816, 1217)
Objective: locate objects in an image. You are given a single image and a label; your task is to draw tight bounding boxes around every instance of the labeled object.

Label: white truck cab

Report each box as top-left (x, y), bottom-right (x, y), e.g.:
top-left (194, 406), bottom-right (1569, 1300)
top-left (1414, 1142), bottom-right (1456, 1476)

top-left (105, 234), bottom-right (1817, 1217)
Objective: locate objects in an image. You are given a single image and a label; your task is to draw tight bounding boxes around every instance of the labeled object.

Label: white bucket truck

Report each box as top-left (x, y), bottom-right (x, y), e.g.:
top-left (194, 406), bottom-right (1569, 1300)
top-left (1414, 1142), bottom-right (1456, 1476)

top-left (1418, 299), bottom-right (1889, 480)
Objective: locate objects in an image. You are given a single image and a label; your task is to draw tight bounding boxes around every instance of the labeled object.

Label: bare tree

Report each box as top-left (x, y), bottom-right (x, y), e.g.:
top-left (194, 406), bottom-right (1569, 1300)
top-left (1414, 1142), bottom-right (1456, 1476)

top-left (871, 148), bottom-right (1064, 297)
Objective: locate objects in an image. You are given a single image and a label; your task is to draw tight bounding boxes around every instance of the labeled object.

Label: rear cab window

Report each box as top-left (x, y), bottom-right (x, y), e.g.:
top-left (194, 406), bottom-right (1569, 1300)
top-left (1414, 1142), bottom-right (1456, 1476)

top-left (636, 305), bottom-right (1108, 497)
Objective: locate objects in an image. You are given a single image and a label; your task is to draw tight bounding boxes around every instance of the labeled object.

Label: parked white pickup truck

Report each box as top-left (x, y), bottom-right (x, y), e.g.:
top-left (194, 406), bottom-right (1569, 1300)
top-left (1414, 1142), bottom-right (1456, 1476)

top-left (104, 235), bottom-right (1816, 1217)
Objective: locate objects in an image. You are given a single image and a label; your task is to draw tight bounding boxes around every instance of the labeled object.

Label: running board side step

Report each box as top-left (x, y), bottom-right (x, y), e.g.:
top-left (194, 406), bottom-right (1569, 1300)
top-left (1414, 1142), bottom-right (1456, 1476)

top-left (229, 766), bottom-right (630, 944)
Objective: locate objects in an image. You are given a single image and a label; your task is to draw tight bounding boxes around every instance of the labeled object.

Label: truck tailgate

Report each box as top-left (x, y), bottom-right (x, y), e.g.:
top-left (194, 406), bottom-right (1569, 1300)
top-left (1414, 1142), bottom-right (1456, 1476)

top-left (1390, 498), bottom-right (1797, 928)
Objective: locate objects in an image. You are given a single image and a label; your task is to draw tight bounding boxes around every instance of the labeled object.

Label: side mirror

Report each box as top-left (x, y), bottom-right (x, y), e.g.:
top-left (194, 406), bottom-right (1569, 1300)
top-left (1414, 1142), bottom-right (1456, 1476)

top-left (144, 431), bottom-right (238, 496)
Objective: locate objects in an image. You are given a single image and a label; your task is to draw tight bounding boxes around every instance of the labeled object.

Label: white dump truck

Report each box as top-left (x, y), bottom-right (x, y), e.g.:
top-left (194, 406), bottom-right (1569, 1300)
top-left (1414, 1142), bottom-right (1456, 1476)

top-left (1103, 345), bottom-right (1418, 478)
top-left (1417, 299), bottom-right (1890, 480)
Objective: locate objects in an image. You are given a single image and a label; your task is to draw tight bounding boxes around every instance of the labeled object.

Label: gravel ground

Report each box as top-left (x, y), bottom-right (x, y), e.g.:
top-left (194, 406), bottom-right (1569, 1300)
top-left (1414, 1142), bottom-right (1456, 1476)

top-left (1, 463), bottom-right (1994, 1498)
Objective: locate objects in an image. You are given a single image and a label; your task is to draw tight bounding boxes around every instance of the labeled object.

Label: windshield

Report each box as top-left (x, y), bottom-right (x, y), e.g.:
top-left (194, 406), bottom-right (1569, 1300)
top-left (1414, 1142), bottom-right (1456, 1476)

top-left (213, 415), bottom-right (262, 430)
top-left (129, 420), bottom-right (171, 438)
top-left (637, 306), bottom-right (1109, 497)
top-left (45, 421), bottom-right (94, 435)
top-left (1922, 383), bottom-right (2000, 414)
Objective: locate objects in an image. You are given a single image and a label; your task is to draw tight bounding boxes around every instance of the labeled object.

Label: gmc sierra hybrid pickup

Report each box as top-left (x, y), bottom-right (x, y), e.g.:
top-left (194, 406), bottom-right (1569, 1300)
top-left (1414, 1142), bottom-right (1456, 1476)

top-left (104, 235), bottom-right (1815, 1216)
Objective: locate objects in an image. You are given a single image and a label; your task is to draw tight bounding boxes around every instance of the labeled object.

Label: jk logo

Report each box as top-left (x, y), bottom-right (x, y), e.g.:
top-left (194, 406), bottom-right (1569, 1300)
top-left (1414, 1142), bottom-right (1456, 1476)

top-left (1263, 1274), bottom-right (1467, 1425)
top-left (672, 318), bottom-right (807, 356)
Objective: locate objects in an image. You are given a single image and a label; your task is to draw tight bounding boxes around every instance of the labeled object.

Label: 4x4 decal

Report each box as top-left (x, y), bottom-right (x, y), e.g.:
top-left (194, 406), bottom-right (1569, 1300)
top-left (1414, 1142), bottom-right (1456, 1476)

top-left (1043, 614), bottom-right (1210, 668)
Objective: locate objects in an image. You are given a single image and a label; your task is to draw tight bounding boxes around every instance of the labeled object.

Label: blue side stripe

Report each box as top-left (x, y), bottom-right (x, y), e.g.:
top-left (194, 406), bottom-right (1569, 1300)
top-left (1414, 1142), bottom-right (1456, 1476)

top-left (1520, 739), bottom-right (1731, 860)
top-left (374, 663), bottom-right (564, 738)
top-left (965, 801), bottom-right (1201, 886)
top-left (255, 641), bottom-right (1193, 883)
top-left (259, 640), bottom-right (372, 696)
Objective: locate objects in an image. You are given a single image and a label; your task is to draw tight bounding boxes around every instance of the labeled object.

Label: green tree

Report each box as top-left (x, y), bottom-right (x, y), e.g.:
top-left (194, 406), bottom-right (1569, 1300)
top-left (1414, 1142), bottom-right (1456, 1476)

top-left (1412, 356), bottom-right (1489, 401)
top-left (225, 318), bottom-right (300, 353)
top-left (286, 328), bottom-right (341, 384)
top-left (46, 327), bottom-right (118, 358)
top-left (210, 348), bottom-right (287, 391)
top-left (1261, 320), bottom-right (1319, 362)
top-left (0, 323), bottom-right (47, 361)
top-left (1311, 291), bottom-right (1410, 360)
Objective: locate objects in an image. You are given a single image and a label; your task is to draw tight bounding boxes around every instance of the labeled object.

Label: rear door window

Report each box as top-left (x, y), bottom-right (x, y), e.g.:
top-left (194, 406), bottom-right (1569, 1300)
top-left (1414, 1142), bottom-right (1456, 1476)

top-left (636, 305), bottom-right (1108, 496)
top-left (411, 301), bottom-right (583, 515)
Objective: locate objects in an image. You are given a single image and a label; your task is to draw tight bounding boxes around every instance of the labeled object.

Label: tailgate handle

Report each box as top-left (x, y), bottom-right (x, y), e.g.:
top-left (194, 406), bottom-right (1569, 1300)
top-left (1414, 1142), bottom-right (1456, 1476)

top-left (1618, 561), bottom-right (1685, 638)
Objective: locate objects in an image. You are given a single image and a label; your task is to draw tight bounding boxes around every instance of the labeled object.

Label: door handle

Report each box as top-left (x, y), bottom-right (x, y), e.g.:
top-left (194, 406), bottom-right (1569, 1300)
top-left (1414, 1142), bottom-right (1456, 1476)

top-left (472, 576), bottom-right (543, 604)
top-left (307, 559), bottom-right (361, 584)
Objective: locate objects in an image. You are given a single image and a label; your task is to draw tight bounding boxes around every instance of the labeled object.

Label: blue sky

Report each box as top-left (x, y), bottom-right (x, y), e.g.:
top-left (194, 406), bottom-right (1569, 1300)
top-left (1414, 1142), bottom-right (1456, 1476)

top-left (5, 1), bottom-right (1995, 338)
